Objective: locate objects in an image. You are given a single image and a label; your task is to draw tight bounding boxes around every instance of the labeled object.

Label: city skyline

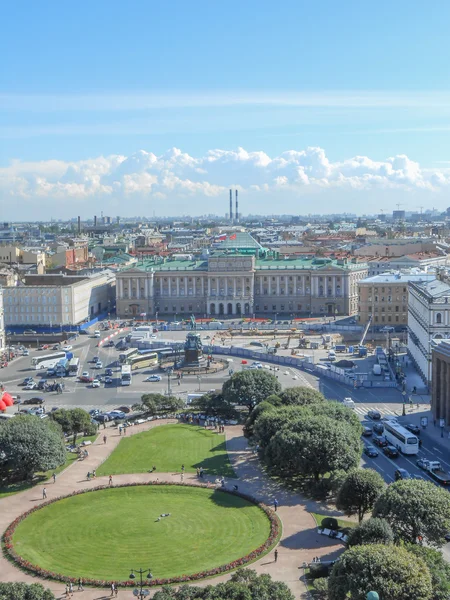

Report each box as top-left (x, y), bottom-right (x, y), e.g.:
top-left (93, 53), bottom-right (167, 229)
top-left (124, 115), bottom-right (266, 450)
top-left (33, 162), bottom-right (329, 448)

top-left (3, 0), bottom-right (450, 217)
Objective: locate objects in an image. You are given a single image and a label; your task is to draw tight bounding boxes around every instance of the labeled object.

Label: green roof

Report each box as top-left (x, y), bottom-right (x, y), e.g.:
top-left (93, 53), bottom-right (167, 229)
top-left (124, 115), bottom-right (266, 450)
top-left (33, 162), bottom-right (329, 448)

top-left (217, 232), bottom-right (263, 251)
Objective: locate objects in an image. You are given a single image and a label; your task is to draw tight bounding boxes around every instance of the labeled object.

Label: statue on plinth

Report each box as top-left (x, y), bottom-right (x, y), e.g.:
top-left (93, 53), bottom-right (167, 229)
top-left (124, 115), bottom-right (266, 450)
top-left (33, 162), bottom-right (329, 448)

top-left (184, 332), bottom-right (203, 366)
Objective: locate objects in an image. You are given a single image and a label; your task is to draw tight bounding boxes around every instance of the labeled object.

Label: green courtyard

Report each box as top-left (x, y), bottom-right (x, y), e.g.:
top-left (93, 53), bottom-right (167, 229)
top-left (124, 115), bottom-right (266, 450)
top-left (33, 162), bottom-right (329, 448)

top-left (97, 423), bottom-right (235, 478)
top-left (12, 485), bottom-right (271, 581)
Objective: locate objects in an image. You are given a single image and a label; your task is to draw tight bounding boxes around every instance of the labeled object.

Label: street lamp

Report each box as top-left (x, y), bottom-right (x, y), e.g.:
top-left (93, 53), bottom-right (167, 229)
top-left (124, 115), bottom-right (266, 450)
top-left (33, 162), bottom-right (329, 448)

top-left (167, 367), bottom-right (173, 397)
top-left (197, 375), bottom-right (202, 391)
top-left (129, 567), bottom-right (153, 600)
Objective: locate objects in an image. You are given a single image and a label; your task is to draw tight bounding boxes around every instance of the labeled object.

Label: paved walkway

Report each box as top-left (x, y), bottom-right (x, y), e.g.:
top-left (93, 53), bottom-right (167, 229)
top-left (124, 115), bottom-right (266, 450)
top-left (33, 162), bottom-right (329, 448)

top-left (0, 420), bottom-right (344, 599)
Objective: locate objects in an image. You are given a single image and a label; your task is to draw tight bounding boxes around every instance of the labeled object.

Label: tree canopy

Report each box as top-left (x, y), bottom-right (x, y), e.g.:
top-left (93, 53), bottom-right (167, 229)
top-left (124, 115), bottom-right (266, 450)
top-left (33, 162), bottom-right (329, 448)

top-left (140, 393), bottom-right (185, 415)
top-left (405, 545), bottom-right (450, 600)
top-left (151, 568), bottom-right (295, 600)
top-left (266, 414), bottom-right (361, 479)
top-left (0, 582), bottom-right (55, 600)
top-left (190, 392), bottom-right (238, 420)
top-left (373, 479), bottom-right (450, 547)
top-left (0, 415), bottom-right (66, 481)
top-left (50, 408), bottom-right (95, 444)
top-left (278, 386), bottom-right (325, 406)
top-left (328, 544), bottom-right (433, 600)
top-left (336, 468), bottom-right (385, 522)
top-left (346, 517), bottom-right (394, 547)
top-left (222, 370), bottom-right (282, 412)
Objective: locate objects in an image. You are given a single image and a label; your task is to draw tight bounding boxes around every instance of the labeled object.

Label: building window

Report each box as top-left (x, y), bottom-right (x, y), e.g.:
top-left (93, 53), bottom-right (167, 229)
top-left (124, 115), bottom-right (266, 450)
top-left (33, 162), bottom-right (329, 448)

top-left (180, 306), bottom-right (184, 312)
top-left (172, 306), bottom-right (176, 312)
top-left (255, 304), bottom-right (260, 311)
top-left (298, 304), bottom-right (302, 311)
top-left (436, 313), bottom-right (442, 324)
top-left (272, 305), bottom-right (276, 311)
top-left (264, 305), bottom-right (268, 311)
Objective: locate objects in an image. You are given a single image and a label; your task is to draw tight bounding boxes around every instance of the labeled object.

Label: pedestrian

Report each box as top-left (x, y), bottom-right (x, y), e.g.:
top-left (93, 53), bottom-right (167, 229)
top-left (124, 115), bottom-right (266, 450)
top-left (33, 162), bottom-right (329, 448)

top-left (103, 435), bottom-right (107, 444)
top-left (87, 472), bottom-right (91, 480)
top-left (199, 467), bottom-right (204, 478)
top-left (65, 584), bottom-right (70, 599)
top-left (69, 582), bottom-right (74, 597)
top-left (274, 548), bottom-right (278, 562)
top-left (52, 472), bottom-right (56, 483)
top-left (109, 475), bottom-right (113, 487)
top-left (77, 578), bottom-right (83, 591)
top-left (43, 487), bottom-right (47, 499)
top-left (92, 469), bottom-right (96, 478)
top-left (119, 427), bottom-right (122, 436)
top-left (181, 472), bottom-right (184, 482)
top-left (181, 464), bottom-right (185, 472)
top-left (114, 583), bottom-right (119, 597)
top-left (110, 583), bottom-right (115, 597)
top-left (274, 498), bottom-right (278, 512)
top-left (196, 468), bottom-right (200, 478)
top-left (123, 426), bottom-right (127, 435)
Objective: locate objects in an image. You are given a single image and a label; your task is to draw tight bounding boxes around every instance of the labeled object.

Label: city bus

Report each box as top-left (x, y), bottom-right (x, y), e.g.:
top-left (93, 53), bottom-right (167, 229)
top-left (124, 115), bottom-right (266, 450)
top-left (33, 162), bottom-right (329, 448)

top-left (119, 348), bottom-right (138, 364)
top-left (383, 421), bottom-right (419, 454)
top-left (68, 357), bottom-right (80, 376)
top-left (128, 350), bottom-right (158, 371)
top-left (32, 351), bottom-right (67, 370)
top-left (121, 364), bottom-right (132, 386)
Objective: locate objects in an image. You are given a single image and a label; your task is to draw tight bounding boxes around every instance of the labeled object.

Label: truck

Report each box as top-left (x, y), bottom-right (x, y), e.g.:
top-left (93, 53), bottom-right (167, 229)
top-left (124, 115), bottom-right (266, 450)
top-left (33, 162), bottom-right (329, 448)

top-left (335, 344), bottom-right (347, 353)
top-left (417, 459), bottom-right (450, 485)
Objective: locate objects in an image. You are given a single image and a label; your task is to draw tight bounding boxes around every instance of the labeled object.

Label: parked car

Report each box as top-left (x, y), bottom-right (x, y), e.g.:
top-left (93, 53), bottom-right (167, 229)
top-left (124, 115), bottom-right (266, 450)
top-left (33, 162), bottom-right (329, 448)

top-left (405, 423), bottom-right (421, 435)
top-left (94, 414), bottom-right (109, 423)
top-left (37, 379), bottom-right (48, 390)
top-left (364, 445), bottom-right (379, 458)
top-left (372, 435), bottom-right (388, 448)
top-left (383, 445), bottom-right (399, 458)
top-left (95, 362), bottom-right (103, 369)
top-left (92, 379), bottom-right (101, 388)
top-left (104, 376), bottom-right (113, 384)
top-left (367, 410), bottom-right (382, 420)
top-left (108, 410), bottom-right (126, 420)
top-left (145, 375), bottom-right (162, 382)
top-left (105, 368), bottom-right (113, 376)
top-left (23, 397), bottom-right (45, 405)
top-left (394, 468), bottom-right (412, 481)
top-left (372, 423), bottom-right (384, 435)
top-left (23, 329), bottom-right (37, 335)
top-left (21, 377), bottom-right (34, 386)
top-left (63, 345), bottom-right (73, 351)
top-left (24, 382), bottom-right (37, 390)
top-left (22, 349), bottom-right (29, 356)
top-left (89, 409), bottom-right (100, 416)
top-left (361, 426), bottom-right (372, 437)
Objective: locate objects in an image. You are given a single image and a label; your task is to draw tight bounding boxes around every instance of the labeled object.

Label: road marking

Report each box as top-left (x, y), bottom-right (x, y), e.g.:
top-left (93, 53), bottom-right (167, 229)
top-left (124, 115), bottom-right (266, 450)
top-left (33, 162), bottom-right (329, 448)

top-left (433, 447), bottom-right (443, 454)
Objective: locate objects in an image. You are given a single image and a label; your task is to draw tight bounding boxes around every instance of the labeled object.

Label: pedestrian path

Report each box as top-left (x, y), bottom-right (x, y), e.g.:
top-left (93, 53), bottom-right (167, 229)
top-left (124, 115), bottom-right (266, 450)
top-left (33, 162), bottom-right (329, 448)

top-left (0, 419), bottom-right (343, 599)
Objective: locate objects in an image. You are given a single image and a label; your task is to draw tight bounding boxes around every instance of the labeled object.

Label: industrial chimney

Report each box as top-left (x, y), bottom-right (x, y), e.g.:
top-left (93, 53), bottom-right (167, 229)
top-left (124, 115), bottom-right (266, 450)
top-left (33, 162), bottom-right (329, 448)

top-left (229, 189), bottom-right (233, 221)
top-left (77, 216), bottom-right (81, 234)
top-left (235, 190), bottom-right (239, 223)
top-left (94, 215), bottom-right (97, 226)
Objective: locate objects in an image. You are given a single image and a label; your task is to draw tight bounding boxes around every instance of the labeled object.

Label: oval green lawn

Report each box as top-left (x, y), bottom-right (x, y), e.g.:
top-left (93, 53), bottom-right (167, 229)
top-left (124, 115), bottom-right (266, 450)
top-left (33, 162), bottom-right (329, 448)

top-left (12, 485), bottom-right (271, 581)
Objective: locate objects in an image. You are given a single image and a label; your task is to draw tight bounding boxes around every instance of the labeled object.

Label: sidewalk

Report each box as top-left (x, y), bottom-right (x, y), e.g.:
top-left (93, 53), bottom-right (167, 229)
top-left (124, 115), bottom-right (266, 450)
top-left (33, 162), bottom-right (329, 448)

top-left (0, 421), bottom-right (342, 599)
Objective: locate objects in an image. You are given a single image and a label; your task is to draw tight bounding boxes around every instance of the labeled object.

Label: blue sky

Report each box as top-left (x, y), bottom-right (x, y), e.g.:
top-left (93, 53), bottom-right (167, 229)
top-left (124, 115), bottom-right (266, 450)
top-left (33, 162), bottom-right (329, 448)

top-left (2, 0), bottom-right (450, 218)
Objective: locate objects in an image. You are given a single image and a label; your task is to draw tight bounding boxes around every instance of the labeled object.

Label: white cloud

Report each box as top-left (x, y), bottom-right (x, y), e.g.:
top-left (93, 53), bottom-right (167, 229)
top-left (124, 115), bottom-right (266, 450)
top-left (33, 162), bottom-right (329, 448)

top-left (1, 146), bottom-right (450, 217)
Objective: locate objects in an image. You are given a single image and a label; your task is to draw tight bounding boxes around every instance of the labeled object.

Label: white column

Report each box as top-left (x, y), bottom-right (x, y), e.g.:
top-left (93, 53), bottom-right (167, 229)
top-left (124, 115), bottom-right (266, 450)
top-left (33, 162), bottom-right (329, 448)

top-left (193, 278), bottom-right (196, 297)
top-left (208, 278), bottom-right (211, 296)
top-left (234, 278), bottom-right (237, 296)
top-left (136, 278), bottom-right (140, 300)
top-left (201, 278), bottom-right (204, 296)
top-left (168, 279), bottom-right (172, 296)
top-left (225, 278), bottom-right (228, 297)
top-left (276, 277), bottom-right (280, 296)
top-left (260, 278), bottom-right (263, 295)
top-left (241, 277), bottom-right (245, 297)
top-left (176, 278), bottom-right (180, 297)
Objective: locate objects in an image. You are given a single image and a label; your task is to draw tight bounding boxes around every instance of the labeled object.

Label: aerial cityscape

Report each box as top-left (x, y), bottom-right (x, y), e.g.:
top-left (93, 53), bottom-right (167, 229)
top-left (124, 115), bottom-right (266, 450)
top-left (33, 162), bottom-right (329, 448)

top-left (1, 2), bottom-right (450, 600)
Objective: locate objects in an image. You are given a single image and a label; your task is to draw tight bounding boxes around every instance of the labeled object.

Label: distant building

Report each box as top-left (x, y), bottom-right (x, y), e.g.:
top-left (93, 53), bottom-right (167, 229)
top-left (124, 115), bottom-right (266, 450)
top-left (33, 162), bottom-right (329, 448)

top-left (2, 271), bottom-right (116, 329)
top-left (358, 273), bottom-right (436, 327)
top-left (0, 287), bottom-right (5, 351)
top-left (408, 278), bottom-right (450, 384)
top-left (392, 210), bottom-right (406, 220)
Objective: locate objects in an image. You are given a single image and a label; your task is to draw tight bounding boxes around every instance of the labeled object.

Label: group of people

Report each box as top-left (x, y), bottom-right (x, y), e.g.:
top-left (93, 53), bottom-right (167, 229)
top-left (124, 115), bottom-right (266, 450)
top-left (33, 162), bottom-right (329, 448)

top-left (64, 579), bottom-right (86, 597)
top-left (86, 470), bottom-right (96, 480)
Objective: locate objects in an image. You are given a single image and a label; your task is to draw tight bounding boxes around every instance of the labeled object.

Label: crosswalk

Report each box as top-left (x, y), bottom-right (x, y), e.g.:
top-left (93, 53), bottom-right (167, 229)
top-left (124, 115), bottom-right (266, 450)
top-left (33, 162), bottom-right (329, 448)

top-left (353, 404), bottom-right (400, 418)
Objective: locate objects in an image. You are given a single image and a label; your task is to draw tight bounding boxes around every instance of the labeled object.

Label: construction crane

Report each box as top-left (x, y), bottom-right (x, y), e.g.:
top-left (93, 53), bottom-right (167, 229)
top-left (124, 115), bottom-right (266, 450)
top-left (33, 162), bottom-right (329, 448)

top-left (357, 315), bottom-right (372, 357)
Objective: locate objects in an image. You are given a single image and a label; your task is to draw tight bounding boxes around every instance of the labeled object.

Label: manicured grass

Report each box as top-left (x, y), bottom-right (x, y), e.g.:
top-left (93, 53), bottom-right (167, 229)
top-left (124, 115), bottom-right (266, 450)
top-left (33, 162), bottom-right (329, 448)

top-left (97, 424), bottom-right (235, 478)
top-left (12, 485), bottom-right (271, 581)
top-left (310, 511), bottom-right (356, 530)
top-left (0, 435), bottom-right (97, 499)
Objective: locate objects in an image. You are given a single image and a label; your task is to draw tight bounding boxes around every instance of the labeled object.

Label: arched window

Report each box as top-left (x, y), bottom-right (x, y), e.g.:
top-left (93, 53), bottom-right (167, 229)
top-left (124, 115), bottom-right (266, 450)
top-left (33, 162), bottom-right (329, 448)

top-left (436, 313), bottom-right (442, 324)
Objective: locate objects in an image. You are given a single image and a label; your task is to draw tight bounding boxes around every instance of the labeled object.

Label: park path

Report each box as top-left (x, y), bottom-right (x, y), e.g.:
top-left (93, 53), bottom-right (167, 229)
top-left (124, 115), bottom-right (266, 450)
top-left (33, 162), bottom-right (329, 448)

top-left (0, 420), bottom-right (344, 599)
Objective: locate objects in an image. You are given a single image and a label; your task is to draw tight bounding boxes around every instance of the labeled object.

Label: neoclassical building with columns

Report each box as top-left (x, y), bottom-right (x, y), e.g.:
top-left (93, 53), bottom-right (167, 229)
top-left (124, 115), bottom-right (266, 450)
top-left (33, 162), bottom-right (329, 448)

top-left (115, 251), bottom-right (367, 319)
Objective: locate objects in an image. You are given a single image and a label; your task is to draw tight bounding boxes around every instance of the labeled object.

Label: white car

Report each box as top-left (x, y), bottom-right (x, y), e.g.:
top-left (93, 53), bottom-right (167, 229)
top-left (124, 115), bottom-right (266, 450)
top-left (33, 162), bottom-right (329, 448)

top-left (343, 398), bottom-right (355, 408)
top-left (95, 362), bottom-right (103, 369)
top-left (252, 362), bottom-right (263, 369)
top-left (145, 375), bottom-right (162, 382)
top-left (25, 382), bottom-right (37, 390)
top-left (92, 379), bottom-right (101, 388)
top-left (82, 371), bottom-right (90, 378)
top-left (63, 345), bottom-right (73, 351)
top-left (150, 334), bottom-right (157, 339)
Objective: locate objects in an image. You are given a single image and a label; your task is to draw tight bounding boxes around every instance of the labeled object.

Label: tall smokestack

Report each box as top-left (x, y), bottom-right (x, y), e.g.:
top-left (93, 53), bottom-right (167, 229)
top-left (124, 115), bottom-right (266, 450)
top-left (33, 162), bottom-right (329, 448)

top-left (77, 216), bottom-right (81, 234)
top-left (94, 215), bottom-right (97, 226)
top-left (235, 190), bottom-right (239, 223)
top-left (229, 189), bottom-right (233, 220)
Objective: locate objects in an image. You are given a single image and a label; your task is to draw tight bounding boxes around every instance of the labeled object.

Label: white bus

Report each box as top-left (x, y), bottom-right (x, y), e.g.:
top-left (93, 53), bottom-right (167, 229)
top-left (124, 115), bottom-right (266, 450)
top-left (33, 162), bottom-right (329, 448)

top-left (129, 351), bottom-right (158, 371)
top-left (32, 351), bottom-right (67, 370)
top-left (121, 364), bottom-right (132, 386)
top-left (68, 357), bottom-right (80, 376)
top-left (383, 421), bottom-right (419, 455)
top-left (119, 348), bottom-right (138, 364)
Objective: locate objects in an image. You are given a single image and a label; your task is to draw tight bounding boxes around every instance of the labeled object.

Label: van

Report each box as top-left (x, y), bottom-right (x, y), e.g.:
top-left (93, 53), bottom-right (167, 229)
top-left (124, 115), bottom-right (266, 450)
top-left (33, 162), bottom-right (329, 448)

top-left (0, 414), bottom-right (15, 421)
top-left (373, 364), bottom-right (382, 376)
top-left (94, 330), bottom-right (101, 338)
top-left (328, 350), bottom-right (336, 361)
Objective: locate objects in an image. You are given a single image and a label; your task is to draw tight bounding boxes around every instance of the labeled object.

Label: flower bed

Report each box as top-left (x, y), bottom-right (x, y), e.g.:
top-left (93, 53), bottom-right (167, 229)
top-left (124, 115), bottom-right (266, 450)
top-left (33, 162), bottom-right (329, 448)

top-left (3, 481), bottom-right (281, 587)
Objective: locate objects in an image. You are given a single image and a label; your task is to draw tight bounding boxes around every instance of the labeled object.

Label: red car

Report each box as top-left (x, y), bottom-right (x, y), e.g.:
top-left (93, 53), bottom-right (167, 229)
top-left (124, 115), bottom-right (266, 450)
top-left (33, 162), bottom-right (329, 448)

top-left (78, 375), bottom-right (94, 383)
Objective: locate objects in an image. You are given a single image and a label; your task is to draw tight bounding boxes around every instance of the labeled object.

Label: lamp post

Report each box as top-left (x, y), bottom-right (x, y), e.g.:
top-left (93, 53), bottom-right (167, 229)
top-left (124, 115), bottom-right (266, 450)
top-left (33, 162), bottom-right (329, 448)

top-left (197, 375), bottom-right (202, 391)
top-left (167, 367), bottom-right (173, 397)
top-left (129, 567), bottom-right (152, 600)
top-left (402, 390), bottom-right (406, 416)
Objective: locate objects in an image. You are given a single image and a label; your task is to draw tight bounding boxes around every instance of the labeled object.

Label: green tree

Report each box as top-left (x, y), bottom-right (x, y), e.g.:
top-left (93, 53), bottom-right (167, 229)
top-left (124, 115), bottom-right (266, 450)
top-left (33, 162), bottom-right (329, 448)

top-left (50, 408), bottom-right (94, 444)
top-left (336, 468), bottom-right (385, 522)
top-left (279, 387), bottom-right (325, 406)
top-left (405, 545), bottom-right (450, 600)
top-left (139, 393), bottom-right (184, 415)
top-left (222, 370), bottom-right (281, 412)
top-left (191, 392), bottom-right (238, 420)
top-left (244, 400), bottom-right (277, 437)
top-left (252, 405), bottom-right (301, 449)
top-left (0, 582), bottom-right (55, 600)
top-left (328, 544), bottom-right (433, 600)
top-left (307, 401), bottom-right (363, 434)
top-left (347, 517), bottom-right (394, 547)
top-left (266, 415), bottom-right (361, 480)
top-left (373, 479), bottom-right (450, 547)
top-left (0, 416), bottom-right (66, 481)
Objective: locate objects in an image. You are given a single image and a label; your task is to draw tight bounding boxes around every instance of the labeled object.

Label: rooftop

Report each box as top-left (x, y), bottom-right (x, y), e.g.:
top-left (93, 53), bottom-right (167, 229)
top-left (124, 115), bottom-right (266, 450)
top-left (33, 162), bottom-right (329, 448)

top-left (360, 273), bottom-right (437, 284)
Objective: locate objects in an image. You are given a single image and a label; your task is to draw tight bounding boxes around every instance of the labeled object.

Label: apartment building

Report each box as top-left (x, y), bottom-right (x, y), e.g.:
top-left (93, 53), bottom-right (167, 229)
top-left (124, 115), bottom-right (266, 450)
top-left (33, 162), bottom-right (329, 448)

top-left (115, 251), bottom-right (367, 319)
top-left (408, 278), bottom-right (450, 384)
top-left (358, 273), bottom-right (436, 326)
top-left (0, 245), bottom-right (46, 273)
top-left (431, 340), bottom-right (450, 426)
top-left (2, 271), bottom-right (115, 328)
